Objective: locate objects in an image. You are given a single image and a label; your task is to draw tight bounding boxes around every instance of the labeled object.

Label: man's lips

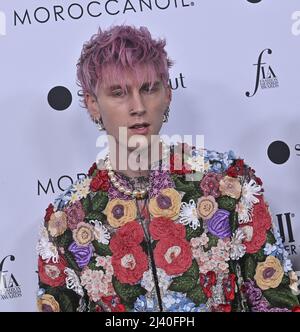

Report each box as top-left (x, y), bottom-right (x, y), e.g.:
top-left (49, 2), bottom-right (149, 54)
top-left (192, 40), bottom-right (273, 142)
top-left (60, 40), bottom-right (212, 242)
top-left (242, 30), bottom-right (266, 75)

top-left (128, 122), bottom-right (150, 135)
top-left (129, 126), bottom-right (150, 135)
top-left (128, 122), bottom-right (150, 129)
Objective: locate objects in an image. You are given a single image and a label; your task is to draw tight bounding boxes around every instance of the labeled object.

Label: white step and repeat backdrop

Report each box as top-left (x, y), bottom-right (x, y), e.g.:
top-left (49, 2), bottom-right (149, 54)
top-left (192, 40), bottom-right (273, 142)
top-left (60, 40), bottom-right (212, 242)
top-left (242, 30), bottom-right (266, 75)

top-left (0, 0), bottom-right (299, 311)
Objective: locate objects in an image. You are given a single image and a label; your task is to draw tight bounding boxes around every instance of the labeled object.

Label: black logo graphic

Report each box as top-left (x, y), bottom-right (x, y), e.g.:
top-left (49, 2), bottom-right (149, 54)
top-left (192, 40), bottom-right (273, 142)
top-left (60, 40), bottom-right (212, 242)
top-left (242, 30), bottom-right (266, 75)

top-left (295, 144), bottom-right (300, 156)
top-left (48, 86), bottom-right (72, 111)
top-left (247, 0), bottom-right (262, 3)
top-left (276, 213), bottom-right (298, 256)
top-left (246, 48), bottom-right (279, 97)
top-left (38, 173), bottom-right (87, 195)
top-left (169, 73), bottom-right (187, 90)
top-left (0, 255), bottom-right (22, 300)
top-left (277, 213), bottom-right (295, 243)
top-left (14, 1), bottom-right (194, 27)
top-left (267, 141), bottom-right (290, 165)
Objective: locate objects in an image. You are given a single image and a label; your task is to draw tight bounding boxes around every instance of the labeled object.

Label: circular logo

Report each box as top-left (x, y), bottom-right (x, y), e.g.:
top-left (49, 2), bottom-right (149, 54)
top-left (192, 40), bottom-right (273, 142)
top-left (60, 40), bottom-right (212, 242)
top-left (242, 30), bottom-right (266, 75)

top-left (247, 0), bottom-right (262, 3)
top-left (48, 86), bottom-right (72, 111)
top-left (267, 141), bottom-right (290, 164)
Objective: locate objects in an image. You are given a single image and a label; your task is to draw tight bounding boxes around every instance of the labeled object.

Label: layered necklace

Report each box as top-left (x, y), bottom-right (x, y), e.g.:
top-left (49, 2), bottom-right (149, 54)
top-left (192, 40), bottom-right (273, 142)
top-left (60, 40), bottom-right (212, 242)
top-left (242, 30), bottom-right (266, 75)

top-left (104, 140), bottom-right (170, 200)
top-left (104, 156), bottom-right (149, 199)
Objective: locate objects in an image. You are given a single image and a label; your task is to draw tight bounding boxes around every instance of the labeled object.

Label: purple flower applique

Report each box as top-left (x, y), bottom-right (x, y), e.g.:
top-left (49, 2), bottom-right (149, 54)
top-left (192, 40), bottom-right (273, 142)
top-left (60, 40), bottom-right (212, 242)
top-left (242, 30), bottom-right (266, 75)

top-left (149, 170), bottom-right (174, 198)
top-left (108, 173), bottom-right (134, 200)
top-left (244, 280), bottom-right (290, 312)
top-left (206, 209), bottom-right (231, 239)
top-left (68, 242), bottom-right (93, 269)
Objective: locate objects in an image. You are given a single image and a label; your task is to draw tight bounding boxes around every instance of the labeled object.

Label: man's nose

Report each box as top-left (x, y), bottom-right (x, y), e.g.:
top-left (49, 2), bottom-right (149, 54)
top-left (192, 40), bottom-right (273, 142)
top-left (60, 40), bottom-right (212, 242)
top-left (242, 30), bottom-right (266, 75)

top-left (130, 91), bottom-right (146, 116)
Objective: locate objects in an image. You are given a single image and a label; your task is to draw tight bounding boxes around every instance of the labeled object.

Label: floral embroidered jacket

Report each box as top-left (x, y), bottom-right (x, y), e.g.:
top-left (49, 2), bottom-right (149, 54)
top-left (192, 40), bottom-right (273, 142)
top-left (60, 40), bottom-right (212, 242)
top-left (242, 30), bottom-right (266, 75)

top-left (37, 144), bottom-right (300, 312)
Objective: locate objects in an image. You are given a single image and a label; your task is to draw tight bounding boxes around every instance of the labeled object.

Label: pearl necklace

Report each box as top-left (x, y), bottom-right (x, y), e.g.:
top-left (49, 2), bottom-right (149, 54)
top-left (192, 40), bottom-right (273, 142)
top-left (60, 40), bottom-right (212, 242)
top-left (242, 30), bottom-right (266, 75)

top-left (104, 140), bottom-right (170, 200)
top-left (104, 155), bottom-right (149, 199)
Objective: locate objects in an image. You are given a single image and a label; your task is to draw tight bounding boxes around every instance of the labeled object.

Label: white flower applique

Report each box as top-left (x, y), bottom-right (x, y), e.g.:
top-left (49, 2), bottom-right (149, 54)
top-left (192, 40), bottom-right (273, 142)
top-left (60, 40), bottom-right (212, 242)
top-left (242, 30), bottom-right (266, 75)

top-left (90, 220), bottom-right (111, 245)
top-left (237, 179), bottom-right (262, 224)
top-left (179, 199), bottom-right (200, 230)
top-left (73, 178), bottom-right (92, 200)
top-left (64, 268), bottom-right (84, 297)
top-left (241, 179), bottom-right (262, 208)
top-left (141, 268), bottom-right (172, 294)
top-left (36, 225), bottom-right (59, 263)
top-left (186, 155), bottom-right (205, 172)
top-left (230, 228), bottom-right (246, 260)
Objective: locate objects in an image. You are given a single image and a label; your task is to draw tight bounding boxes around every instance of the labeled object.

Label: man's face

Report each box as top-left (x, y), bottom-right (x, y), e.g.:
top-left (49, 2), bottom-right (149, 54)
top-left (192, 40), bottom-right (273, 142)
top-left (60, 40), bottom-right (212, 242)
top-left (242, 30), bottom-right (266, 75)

top-left (86, 69), bottom-right (172, 152)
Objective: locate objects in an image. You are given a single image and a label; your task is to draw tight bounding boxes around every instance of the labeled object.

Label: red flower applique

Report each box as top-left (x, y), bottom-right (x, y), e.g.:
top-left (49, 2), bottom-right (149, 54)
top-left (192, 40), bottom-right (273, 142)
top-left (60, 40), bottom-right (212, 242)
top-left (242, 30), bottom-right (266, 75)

top-left (227, 159), bottom-right (245, 177)
top-left (111, 246), bottom-right (148, 285)
top-left (44, 204), bottom-right (54, 223)
top-left (246, 167), bottom-right (263, 186)
top-left (109, 221), bottom-right (148, 285)
top-left (154, 237), bottom-right (192, 276)
top-left (149, 217), bottom-right (186, 241)
top-left (292, 305), bottom-right (300, 312)
top-left (242, 196), bottom-right (272, 254)
top-left (101, 296), bottom-right (126, 312)
top-left (90, 170), bottom-right (110, 192)
top-left (222, 273), bottom-right (236, 302)
top-left (38, 256), bottom-right (67, 287)
top-left (200, 271), bottom-right (217, 298)
top-left (170, 153), bottom-right (193, 175)
top-left (88, 162), bottom-right (97, 177)
top-left (95, 305), bottom-right (104, 312)
top-left (109, 221), bottom-right (144, 255)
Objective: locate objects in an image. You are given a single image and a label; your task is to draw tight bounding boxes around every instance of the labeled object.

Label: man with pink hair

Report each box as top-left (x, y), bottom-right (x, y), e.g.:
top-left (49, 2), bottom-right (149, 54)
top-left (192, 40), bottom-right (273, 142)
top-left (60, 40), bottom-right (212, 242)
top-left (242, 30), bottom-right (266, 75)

top-left (37, 25), bottom-right (300, 312)
top-left (77, 25), bottom-right (172, 180)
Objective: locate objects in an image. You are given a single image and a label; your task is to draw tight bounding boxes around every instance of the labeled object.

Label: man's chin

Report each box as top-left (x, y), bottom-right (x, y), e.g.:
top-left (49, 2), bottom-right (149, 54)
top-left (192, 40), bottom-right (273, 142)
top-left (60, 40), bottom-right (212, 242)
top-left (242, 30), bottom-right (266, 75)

top-left (127, 133), bottom-right (151, 149)
top-left (116, 132), bottom-right (161, 151)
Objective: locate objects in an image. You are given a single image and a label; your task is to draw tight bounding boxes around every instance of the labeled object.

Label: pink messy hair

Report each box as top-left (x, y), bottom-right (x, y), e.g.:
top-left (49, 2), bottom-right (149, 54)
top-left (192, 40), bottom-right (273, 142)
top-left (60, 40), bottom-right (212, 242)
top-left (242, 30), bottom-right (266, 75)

top-left (76, 25), bottom-right (173, 111)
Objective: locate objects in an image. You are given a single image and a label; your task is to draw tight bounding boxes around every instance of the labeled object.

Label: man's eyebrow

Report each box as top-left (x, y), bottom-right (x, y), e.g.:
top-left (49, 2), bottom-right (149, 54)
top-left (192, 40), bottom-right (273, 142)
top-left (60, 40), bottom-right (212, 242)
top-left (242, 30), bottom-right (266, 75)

top-left (107, 84), bottom-right (123, 91)
top-left (106, 81), bottom-right (161, 91)
top-left (141, 81), bottom-right (161, 87)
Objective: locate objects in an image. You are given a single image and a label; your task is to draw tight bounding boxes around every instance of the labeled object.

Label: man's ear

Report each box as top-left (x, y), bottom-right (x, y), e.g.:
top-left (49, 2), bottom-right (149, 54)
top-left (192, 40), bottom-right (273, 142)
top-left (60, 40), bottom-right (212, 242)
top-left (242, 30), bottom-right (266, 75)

top-left (85, 93), bottom-right (101, 120)
top-left (166, 85), bottom-right (172, 106)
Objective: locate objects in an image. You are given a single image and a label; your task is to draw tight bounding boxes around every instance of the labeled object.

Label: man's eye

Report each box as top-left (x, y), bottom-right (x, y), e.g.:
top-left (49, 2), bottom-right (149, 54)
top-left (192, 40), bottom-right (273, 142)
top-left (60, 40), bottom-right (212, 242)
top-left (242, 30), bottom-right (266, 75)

top-left (112, 90), bottom-right (125, 97)
top-left (143, 86), bottom-right (158, 93)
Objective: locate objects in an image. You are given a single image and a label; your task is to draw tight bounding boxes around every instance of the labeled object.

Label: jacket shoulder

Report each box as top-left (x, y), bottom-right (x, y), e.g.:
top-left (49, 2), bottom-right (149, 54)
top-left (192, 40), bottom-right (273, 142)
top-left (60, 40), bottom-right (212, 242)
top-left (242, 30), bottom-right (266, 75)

top-left (183, 145), bottom-right (239, 174)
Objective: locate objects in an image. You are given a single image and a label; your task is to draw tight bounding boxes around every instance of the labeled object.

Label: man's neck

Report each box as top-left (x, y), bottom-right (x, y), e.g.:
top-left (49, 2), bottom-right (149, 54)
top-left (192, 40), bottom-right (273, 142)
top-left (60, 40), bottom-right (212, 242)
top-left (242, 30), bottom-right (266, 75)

top-left (109, 141), bottom-right (163, 178)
